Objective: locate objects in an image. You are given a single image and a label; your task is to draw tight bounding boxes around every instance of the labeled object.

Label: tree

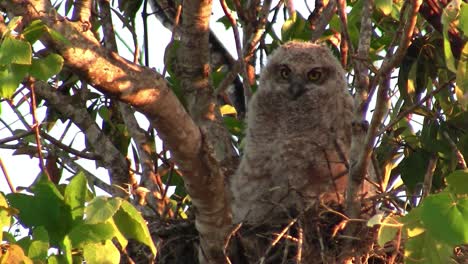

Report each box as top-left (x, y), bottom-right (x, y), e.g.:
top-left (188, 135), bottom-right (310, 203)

top-left (0, 0), bottom-right (466, 263)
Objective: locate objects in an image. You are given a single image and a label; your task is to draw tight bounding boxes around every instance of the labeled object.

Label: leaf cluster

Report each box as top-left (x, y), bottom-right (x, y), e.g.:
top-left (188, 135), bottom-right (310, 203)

top-left (0, 172), bottom-right (156, 263)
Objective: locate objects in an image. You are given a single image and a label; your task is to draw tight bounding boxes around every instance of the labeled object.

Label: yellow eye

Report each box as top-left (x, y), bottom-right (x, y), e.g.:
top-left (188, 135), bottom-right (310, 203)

top-left (279, 65), bottom-right (291, 79)
top-left (307, 68), bottom-right (324, 82)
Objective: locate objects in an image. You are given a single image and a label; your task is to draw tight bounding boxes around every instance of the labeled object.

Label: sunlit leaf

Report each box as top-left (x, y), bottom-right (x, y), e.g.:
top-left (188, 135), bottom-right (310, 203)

top-left (220, 104), bottom-right (237, 116)
top-left (85, 197), bottom-right (122, 224)
top-left (83, 240), bottom-right (120, 264)
top-left (404, 231), bottom-right (454, 264)
top-left (375, 0), bottom-right (392, 15)
top-left (0, 193), bottom-right (11, 241)
top-left (113, 199), bottom-right (156, 256)
top-left (460, 2), bottom-right (468, 36)
top-left (69, 222), bottom-right (115, 247)
top-left (28, 226), bottom-right (49, 261)
top-left (456, 43), bottom-right (468, 109)
top-left (420, 191), bottom-right (468, 245)
top-left (446, 170), bottom-right (468, 195)
top-left (64, 172), bottom-right (88, 221)
top-left (377, 215), bottom-right (401, 247)
top-left (0, 36), bottom-right (32, 65)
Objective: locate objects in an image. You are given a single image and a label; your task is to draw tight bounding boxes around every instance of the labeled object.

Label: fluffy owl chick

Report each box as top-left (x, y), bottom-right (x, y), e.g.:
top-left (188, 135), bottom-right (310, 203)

top-left (230, 41), bottom-right (353, 224)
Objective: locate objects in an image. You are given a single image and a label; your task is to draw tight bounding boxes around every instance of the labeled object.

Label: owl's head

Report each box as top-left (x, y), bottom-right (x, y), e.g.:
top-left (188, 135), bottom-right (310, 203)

top-left (258, 41), bottom-right (346, 100)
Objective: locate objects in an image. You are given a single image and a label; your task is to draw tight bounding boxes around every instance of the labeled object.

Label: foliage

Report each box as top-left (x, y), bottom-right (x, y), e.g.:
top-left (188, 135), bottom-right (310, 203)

top-left (0, 172), bottom-right (155, 263)
top-left (0, 0), bottom-right (467, 263)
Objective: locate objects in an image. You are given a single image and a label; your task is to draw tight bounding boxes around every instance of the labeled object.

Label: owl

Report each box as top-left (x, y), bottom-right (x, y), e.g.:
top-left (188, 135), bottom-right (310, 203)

top-left (230, 41), bottom-right (354, 225)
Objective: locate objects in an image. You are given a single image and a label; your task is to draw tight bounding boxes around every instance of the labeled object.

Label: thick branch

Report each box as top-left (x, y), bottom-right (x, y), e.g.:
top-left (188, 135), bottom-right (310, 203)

top-left (177, 1), bottom-right (238, 263)
top-left (310, 0), bottom-right (337, 42)
top-left (71, 0), bottom-right (92, 23)
top-left (346, 0), bottom-right (373, 219)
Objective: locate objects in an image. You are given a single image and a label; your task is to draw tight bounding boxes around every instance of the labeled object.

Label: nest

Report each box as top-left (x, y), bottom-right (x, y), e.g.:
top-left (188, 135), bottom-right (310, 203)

top-left (225, 203), bottom-right (391, 264)
top-left (122, 204), bottom-right (466, 264)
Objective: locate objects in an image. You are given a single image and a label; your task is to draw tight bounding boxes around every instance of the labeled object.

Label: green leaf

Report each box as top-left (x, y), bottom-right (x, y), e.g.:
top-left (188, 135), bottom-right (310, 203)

top-left (281, 12), bottom-right (312, 41)
top-left (6, 16), bottom-right (23, 32)
top-left (223, 116), bottom-right (244, 137)
top-left (460, 3), bottom-right (468, 36)
top-left (0, 192), bottom-right (11, 241)
top-left (442, 1), bottom-right (459, 73)
top-left (28, 226), bottom-right (49, 260)
top-left (118, 0), bottom-right (143, 23)
top-left (69, 222), bottom-right (115, 247)
top-left (375, 0), bottom-right (392, 15)
top-left (108, 218), bottom-right (128, 249)
top-left (7, 181), bottom-right (73, 246)
top-left (420, 191), bottom-right (468, 245)
top-left (64, 171), bottom-right (88, 221)
top-left (398, 149), bottom-right (431, 193)
top-left (0, 36), bottom-right (32, 65)
top-left (60, 235), bottom-right (73, 264)
top-left (83, 240), bottom-right (120, 264)
top-left (113, 199), bottom-right (156, 256)
top-left (161, 170), bottom-right (186, 196)
top-left (46, 28), bottom-right (72, 46)
top-left (377, 215), bottom-right (401, 247)
top-left (30, 53), bottom-right (63, 81)
top-left (446, 169), bottom-right (468, 195)
top-left (22, 20), bottom-right (47, 44)
top-left (0, 68), bottom-right (18, 99)
top-left (85, 197), bottom-right (122, 224)
top-left (163, 40), bottom-right (180, 77)
top-left (456, 42), bottom-right (468, 109)
top-left (404, 230), bottom-right (454, 264)
top-left (0, 64), bottom-right (29, 99)
top-left (217, 16), bottom-right (232, 29)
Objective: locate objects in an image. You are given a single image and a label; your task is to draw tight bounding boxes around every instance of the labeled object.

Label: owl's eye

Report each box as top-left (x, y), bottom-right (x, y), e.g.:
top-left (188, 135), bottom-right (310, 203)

top-left (279, 65), bottom-right (291, 79)
top-left (307, 68), bottom-right (325, 82)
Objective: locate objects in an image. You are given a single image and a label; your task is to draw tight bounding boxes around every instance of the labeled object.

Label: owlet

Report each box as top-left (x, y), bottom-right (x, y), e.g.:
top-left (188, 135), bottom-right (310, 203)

top-left (230, 41), bottom-right (354, 224)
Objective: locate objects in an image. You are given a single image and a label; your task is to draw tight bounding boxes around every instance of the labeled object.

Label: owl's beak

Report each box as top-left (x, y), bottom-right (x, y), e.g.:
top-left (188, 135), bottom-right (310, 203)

top-left (288, 82), bottom-right (306, 100)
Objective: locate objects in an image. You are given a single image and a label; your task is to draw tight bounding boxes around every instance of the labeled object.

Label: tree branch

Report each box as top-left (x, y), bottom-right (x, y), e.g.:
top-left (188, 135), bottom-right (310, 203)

top-left (177, 1), bottom-right (238, 262)
top-left (71, 0), bottom-right (92, 24)
top-left (34, 81), bottom-right (130, 195)
top-left (310, 0), bottom-right (337, 42)
top-left (346, 0), bottom-right (373, 220)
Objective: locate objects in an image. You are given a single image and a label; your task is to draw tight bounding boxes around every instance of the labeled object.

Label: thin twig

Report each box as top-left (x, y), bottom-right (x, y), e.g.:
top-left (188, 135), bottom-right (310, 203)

top-left (142, 0), bottom-right (150, 67)
top-left (258, 218), bottom-right (298, 264)
top-left (0, 130), bottom-right (34, 145)
top-left (223, 223), bottom-right (242, 264)
top-left (442, 131), bottom-right (467, 169)
top-left (337, 0), bottom-right (353, 67)
top-left (40, 132), bottom-right (99, 160)
top-left (296, 223), bottom-right (303, 263)
top-left (219, 0), bottom-right (253, 105)
top-left (28, 79), bottom-right (50, 181)
top-left (0, 158), bottom-right (16, 193)
top-left (377, 78), bottom-right (454, 135)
